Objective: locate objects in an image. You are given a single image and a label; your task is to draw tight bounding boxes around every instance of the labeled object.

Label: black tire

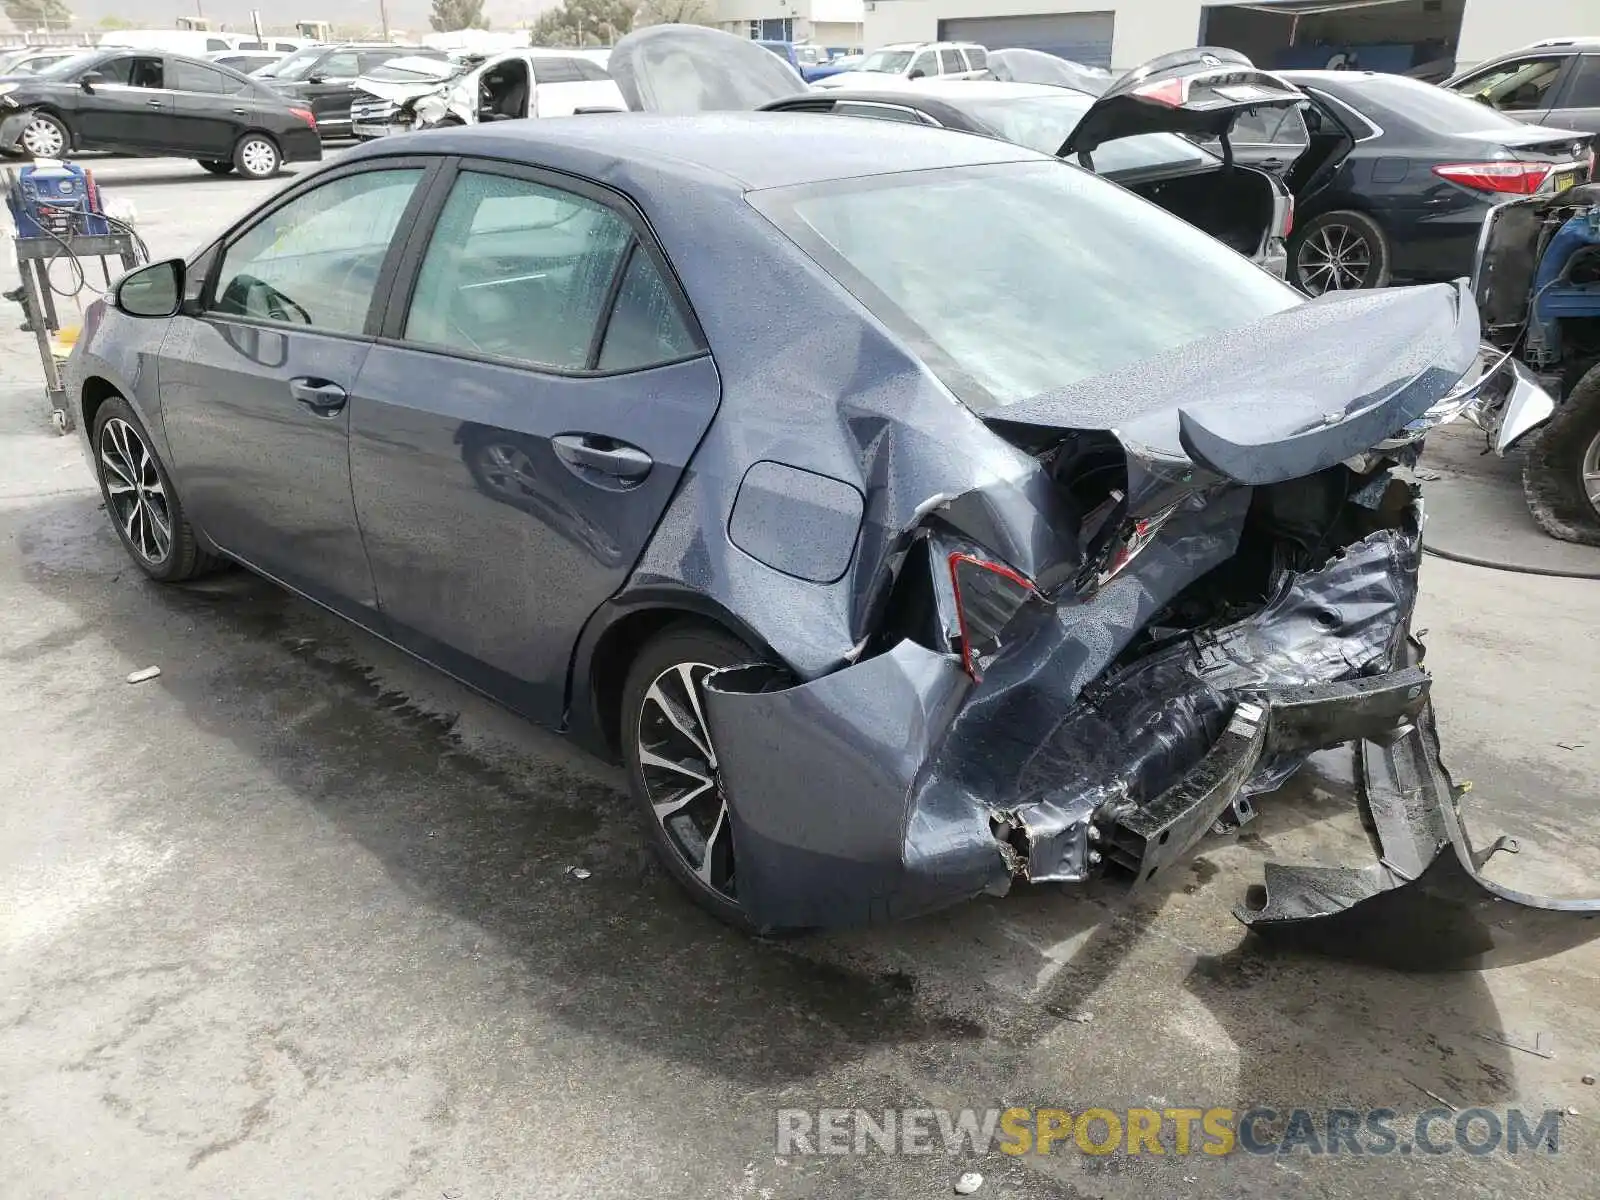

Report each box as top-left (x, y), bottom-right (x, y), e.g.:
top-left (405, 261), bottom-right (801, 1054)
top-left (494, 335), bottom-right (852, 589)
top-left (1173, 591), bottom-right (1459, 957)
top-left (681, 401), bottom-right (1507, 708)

top-left (1522, 365), bottom-right (1600, 547)
top-left (1289, 209), bottom-right (1391, 295)
top-left (232, 132), bottom-right (281, 180)
top-left (18, 111), bottom-right (69, 159)
top-left (620, 624), bottom-right (759, 931)
top-left (198, 159), bottom-right (235, 175)
top-left (91, 396), bottom-right (221, 582)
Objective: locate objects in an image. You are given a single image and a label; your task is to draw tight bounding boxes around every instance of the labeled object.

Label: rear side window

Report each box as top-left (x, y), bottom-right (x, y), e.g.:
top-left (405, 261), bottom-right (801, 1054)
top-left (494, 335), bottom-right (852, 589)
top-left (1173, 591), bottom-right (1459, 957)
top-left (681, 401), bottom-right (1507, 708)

top-left (172, 60), bottom-right (241, 94)
top-left (574, 58), bottom-right (611, 81)
top-left (206, 38), bottom-right (228, 51)
top-left (753, 161), bottom-right (1298, 409)
top-left (1565, 55), bottom-right (1600, 108)
top-left (403, 171), bottom-right (633, 370)
top-left (963, 47), bottom-right (987, 72)
top-left (533, 57), bottom-right (582, 84)
top-left (597, 248), bottom-right (699, 371)
top-left (212, 169), bottom-right (423, 334)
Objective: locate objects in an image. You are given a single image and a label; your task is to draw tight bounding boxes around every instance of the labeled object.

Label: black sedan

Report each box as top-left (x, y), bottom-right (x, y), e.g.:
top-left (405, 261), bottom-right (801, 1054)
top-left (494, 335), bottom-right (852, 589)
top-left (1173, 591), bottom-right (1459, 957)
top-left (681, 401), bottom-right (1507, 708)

top-left (0, 48), bottom-right (321, 178)
top-left (63, 112), bottom-right (1600, 967)
top-left (256, 43), bottom-right (445, 137)
top-left (1275, 70), bottom-right (1592, 294)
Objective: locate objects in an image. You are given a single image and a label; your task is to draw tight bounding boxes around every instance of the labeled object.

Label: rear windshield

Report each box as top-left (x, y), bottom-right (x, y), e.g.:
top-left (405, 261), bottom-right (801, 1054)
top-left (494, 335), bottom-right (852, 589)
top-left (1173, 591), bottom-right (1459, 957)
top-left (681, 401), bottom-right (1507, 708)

top-left (954, 93), bottom-right (1215, 174)
top-left (1323, 74), bottom-right (1531, 134)
top-left (752, 161), bottom-right (1298, 410)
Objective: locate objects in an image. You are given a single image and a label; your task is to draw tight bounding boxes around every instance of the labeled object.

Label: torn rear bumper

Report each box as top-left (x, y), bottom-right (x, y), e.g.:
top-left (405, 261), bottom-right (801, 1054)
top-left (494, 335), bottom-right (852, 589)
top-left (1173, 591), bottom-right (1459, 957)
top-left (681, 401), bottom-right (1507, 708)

top-left (1239, 702), bottom-right (1600, 971)
top-left (700, 513), bottom-right (1433, 935)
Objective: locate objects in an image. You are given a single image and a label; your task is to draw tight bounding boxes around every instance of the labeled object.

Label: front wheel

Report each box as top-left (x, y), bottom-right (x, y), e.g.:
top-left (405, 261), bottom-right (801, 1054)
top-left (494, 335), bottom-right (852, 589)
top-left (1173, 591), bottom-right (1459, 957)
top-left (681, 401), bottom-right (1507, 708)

top-left (233, 133), bottom-right (280, 180)
top-left (19, 112), bottom-right (69, 159)
top-left (198, 159), bottom-right (234, 176)
top-left (1522, 366), bottom-right (1600, 546)
top-left (1289, 209), bottom-right (1391, 295)
top-left (92, 396), bottom-right (221, 582)
top-left (620, 625), bottom-right (757, 930)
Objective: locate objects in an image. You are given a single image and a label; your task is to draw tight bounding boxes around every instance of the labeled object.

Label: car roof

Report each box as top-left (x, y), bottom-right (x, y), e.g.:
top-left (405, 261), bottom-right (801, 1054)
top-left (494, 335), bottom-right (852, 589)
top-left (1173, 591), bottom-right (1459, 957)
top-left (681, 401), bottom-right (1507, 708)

top-left (354, 111), bottom-right (1042, 192)
top-left (860, 79), bottom-right (1082, 101)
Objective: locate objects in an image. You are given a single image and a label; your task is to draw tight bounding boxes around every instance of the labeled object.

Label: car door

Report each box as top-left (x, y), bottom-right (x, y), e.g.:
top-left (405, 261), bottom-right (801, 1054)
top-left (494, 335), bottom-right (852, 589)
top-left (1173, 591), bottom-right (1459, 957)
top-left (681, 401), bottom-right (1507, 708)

top-left (303, 48), bottom-right (362, 128)
top-left (1542, 53), bottom-right (1600, 138)
top-left (347, 160), bottom-right (719, 724)
top-left (158, 161), bottom-right (436, 616)
top-left (75, 53), bottom-right (173, 148)
top-left (166, 57), bottom-right (247, 157)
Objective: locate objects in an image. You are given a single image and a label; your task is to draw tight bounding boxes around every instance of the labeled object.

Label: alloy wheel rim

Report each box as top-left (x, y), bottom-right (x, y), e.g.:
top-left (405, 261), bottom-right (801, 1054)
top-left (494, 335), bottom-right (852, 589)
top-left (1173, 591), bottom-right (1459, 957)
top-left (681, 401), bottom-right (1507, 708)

top-left (1298, 224), bottom-right (1373, 295)
top-left (98, 417), bottom-right (172, 564)
top-left (636, 660), bottom-right (735, 898)
top-left (22, 118), bottom-right (63, 158)
top-left (1582, 428), bottom-right (1600, 516)
top-left (240, 139), bottom-right (276, 176)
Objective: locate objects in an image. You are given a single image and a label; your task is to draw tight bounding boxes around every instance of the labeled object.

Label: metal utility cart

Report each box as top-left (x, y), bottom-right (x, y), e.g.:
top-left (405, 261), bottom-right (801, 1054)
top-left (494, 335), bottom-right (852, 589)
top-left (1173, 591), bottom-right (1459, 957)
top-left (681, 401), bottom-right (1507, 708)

top-left (14, 230), bottom-right (142, 434)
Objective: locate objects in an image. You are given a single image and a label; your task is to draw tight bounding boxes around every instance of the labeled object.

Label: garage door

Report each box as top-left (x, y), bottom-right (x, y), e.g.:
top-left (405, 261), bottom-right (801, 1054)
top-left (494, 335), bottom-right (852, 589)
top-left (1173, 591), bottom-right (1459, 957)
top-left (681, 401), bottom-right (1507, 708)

top-left (937, 12), bottom-right (1115, 67)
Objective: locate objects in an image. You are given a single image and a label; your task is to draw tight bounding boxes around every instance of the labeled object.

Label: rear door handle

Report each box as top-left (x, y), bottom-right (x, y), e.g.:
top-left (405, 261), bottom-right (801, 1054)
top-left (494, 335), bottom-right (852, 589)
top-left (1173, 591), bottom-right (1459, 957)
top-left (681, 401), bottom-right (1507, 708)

top-left (231, 107), bottom-right (248, 115)
top-left (146, 99), bottom-right (165, 108)
top-left (288, 376), bottom-right (348, 415)
top-left (552, 433), bottom-right (652, 486)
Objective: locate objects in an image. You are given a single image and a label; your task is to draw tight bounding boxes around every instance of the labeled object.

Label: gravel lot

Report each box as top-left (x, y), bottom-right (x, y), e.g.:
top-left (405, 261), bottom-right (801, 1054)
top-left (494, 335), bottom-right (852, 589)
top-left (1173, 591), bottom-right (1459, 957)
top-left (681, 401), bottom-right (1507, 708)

top-left (3, 154), bottom-right (1599, 1200)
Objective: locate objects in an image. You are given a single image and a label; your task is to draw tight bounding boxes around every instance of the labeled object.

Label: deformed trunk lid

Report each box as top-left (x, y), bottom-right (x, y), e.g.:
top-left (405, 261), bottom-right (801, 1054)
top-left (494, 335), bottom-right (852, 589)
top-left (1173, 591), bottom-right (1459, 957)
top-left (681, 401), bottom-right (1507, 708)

top-left (1058, 46), bottom-right (1306, 159)
top-left (988, 279), bottom-right (1480, 486)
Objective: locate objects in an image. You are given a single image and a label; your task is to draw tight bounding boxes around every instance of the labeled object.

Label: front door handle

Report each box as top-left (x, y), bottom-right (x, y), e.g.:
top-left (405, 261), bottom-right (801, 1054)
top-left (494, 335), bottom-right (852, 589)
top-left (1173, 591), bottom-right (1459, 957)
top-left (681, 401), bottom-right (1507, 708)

top-left (552, 433), bottom-right (652, 486)
top-left (146, 99), bottom-right (165, 108)
top-left (288, 376), bottom-right (347, 415)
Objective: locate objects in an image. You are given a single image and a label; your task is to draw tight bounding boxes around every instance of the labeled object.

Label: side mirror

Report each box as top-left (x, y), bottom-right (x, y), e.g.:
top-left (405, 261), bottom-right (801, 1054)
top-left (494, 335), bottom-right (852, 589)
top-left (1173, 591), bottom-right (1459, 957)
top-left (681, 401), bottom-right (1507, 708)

top-left (114, 259), bottom-right (184, 319)
top-left (79, 71), bottom-right (103, 92)
top-left (908, 69), bottom-right (926, 80)
top-left (306, 73), bottom-right (326, 84)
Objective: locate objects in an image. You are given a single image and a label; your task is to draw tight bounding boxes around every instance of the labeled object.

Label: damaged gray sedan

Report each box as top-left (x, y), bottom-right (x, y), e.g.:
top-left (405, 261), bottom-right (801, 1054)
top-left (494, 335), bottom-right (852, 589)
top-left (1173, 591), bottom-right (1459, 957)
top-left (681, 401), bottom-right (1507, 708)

top-left (74, 115), bottom-right (1597, 968)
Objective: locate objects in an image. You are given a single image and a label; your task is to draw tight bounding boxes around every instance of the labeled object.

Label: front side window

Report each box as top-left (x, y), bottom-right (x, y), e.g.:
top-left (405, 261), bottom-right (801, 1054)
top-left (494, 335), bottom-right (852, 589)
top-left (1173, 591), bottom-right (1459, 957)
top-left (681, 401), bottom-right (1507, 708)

top-left (910, 51), bottom-right (936, 77)
top-left (939, 49), bottom-right (963, 75)
top-left (956, 93), bottom-right (1215, 174)
top-left (858, 49), bottom-right (912, 74)
top-left (403, 171), bottom-right (633, 370)
top-left (206, 38), bottom-right (228, 51)
top-left (752, 161), bottom-right (1298, 409)
top-left (316, 51), bottom-right (361, 80)
top-left (211, 169), bottom-right (423, 334)
top-left (1449, 55), bottom-right (1567, 112)
top-left (258, 46), bottom-right (324, 80)
top-left (97, 55), bottom-right (165, 88)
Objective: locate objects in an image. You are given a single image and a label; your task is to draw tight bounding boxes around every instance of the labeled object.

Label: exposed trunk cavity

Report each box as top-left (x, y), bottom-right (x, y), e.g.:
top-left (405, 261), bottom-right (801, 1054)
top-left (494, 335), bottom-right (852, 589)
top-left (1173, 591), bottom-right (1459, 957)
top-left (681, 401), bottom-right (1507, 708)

top-left (1129, 166), bottom-right (1275, 258)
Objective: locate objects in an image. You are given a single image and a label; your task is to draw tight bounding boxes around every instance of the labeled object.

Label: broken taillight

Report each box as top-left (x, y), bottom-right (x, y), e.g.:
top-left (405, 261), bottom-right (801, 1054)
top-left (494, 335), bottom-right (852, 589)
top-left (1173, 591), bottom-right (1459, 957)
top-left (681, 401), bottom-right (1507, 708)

top-left (1131, 77), bottom-right (1187, 107)
top-left (1432, 161), bottom-right (1553, 196)
top-left (947, 552), bottom-right (1039, 680)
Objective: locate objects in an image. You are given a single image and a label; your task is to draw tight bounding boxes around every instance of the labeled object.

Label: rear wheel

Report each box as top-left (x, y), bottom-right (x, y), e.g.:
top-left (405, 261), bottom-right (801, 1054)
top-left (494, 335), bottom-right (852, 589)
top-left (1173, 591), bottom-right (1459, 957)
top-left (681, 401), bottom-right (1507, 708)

top-left (1290, 209), bottom-right (1391, 295)
top-left (19, 112), bottom-right (68, 159)
top-left (1522, 365), bottom-right (1600, 546)
top-left (92, 396), bottom-right (221, 582)
top-left (198, 159), bottom-right (235, 175)
top-left (233, 133), bottom-right (280, 180)
top-left (620, 625), bottom-right (756, 930)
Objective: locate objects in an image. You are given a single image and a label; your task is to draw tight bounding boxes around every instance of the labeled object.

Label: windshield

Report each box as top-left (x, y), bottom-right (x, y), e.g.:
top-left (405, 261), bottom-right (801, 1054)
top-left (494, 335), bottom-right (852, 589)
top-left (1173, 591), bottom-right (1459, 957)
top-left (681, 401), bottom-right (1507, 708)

top-left (753, 161), bottom-right (1298, 410)
top-left (954, 93), bottom-right (1216, 173)
top-left (1327, 74), bottom-right (1530, 134)
top-left (37, 51), bottom-right (108, 79)
top-left (256, 46), bottom-right (324, 80)
top-left (858, 49), bottom-right (913, 74)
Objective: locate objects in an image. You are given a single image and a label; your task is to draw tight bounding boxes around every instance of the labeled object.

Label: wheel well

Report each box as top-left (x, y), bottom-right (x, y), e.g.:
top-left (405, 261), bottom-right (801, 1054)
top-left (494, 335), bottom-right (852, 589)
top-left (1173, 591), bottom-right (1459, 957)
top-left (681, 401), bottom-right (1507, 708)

top-left (22, 106), bottom-right (72, 146)
top-left (585, 607), bottom-right (748, 759)
top-left (81, 376), bottom-right (120, 436)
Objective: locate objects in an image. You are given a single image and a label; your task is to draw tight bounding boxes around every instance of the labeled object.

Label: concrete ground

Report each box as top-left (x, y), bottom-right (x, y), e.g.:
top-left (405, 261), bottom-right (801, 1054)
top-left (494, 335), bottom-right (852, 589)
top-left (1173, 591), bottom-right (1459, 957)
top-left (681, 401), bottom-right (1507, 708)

top-left (3, 156), bottom-right (1600, 1200)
